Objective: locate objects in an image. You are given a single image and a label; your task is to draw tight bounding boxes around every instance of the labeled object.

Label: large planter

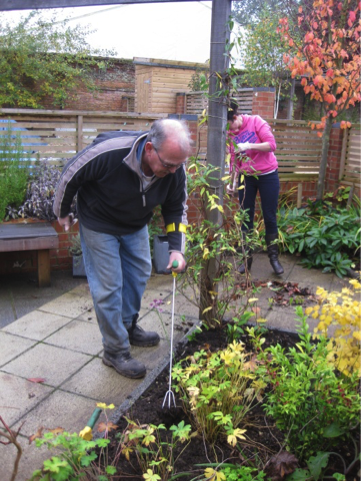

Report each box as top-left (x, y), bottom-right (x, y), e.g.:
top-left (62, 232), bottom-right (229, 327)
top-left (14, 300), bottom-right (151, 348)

top-left (72, 254), bottom-right (87, 278)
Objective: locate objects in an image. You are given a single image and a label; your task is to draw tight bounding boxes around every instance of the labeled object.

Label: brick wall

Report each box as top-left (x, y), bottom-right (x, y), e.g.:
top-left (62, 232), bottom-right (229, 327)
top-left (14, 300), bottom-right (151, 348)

top-left (252, 88), bottom-right (276, 118)
top-left (38, 60), bottom-right (135, 112)
top-left (176, 93), bottom-right (186, 114)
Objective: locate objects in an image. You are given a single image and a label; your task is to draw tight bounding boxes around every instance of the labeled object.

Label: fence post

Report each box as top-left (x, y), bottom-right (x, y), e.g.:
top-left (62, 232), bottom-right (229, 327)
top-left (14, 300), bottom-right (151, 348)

top-left (77, 115), bottom-right (83, 153)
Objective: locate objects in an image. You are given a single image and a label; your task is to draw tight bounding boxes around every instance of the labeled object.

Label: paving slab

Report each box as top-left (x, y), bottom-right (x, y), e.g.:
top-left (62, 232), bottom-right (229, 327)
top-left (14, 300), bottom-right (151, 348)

top-left (2, 343), bottom-right (92, 387)
top-left (3, 311), bottom-right (73, 341)
top-left (0, 434), bottom-right (53, 482)
top-left (139, 311), bottom-right (195, 340)
top-left (0, 271), bottom-right (86, 328)
top-left (0, 290), bottom-right (19, 327)
top-left (44, 319), bottom-right (103, 355)
top-left (0, 372), bottom-right (53, 426)
top-left (39, 292), bottom-right (93, 319)
top-left (75, 306), bottom-right (97, 323)
top-left (16, 389), bottom-right (106, 438)
top-left (252, 252), bottom-right (295, 280)
top-left (0, 332), bottom-right (36, 368)
top-left (60, 356), bottom-right (140, 403)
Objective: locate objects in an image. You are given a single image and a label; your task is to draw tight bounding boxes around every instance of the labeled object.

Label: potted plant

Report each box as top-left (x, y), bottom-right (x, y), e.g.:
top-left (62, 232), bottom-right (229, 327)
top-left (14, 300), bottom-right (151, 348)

top-left (69, 233), bottom-right (86, 278)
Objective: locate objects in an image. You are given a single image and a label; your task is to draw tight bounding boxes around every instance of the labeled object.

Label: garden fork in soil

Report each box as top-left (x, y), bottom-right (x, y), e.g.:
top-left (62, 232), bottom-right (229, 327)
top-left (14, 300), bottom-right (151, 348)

top-left (162, 261), bottom-right (178, 409)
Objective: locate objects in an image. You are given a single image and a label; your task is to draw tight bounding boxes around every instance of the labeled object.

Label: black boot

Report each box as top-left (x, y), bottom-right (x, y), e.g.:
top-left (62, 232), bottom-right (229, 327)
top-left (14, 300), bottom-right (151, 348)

top-left (238, 256), bottom-right (253, 274)
top-left (127, 314), bottom-right (160, 347)
top-left (102, 351), bottom-right (146, 379)
top-left (265, 233), bottom-right (284, 275)
top-left (238, 232), bottom-right (253, 274)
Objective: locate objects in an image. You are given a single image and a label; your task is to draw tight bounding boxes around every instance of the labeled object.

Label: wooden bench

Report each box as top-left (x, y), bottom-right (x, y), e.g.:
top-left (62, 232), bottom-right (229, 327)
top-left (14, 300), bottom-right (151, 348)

top-left (0, 222), bottom-right (59, 287)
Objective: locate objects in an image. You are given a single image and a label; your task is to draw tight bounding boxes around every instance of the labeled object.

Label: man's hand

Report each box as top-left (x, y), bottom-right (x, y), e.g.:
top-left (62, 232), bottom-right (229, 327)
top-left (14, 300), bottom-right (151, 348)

top-left (237, 142), bottom-right (252, 152)
top-left (58, 214), bottom-right (78, 232)
top-left (167, 252), bottom-right (186, 273)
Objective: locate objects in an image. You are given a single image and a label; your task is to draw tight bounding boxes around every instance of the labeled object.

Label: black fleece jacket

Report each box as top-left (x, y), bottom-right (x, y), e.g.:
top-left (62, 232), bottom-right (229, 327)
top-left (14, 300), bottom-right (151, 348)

top-left (53, 130), bottom-right (188, 253)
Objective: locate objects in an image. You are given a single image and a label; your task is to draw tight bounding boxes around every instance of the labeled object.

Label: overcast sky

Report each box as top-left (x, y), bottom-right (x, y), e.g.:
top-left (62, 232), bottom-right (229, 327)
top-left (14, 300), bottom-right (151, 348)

top-left (5, 1), bottom-right (216, 63)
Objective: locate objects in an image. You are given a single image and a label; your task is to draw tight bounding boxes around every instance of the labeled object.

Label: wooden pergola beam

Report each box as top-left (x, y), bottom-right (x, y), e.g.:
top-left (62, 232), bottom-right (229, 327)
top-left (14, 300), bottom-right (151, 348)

top-left (0, 0), bottom-right (202, 10)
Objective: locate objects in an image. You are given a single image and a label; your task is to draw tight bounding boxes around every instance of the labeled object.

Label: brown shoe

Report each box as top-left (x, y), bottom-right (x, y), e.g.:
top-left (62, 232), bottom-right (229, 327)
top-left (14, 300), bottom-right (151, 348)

top-left (102, 351), bottom-right (146, 379)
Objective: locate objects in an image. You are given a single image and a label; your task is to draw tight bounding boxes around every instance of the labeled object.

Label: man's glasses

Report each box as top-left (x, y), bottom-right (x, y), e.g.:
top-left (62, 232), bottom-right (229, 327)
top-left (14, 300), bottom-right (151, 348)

top-left (153, 146), bottom-right (187, 170)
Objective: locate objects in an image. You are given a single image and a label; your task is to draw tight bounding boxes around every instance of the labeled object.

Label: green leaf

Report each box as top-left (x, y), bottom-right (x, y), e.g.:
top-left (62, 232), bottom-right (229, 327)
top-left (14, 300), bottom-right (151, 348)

top-left (106, 465), bottom-right (117, 475)
top-left (323, 423), bottom-right (345, 438)
top-left (80, 451), bottom-right (97, 467)
top-left (286, 468), bottom-right (311, 480)
top-left (307, 452), bottom-right (330, 480)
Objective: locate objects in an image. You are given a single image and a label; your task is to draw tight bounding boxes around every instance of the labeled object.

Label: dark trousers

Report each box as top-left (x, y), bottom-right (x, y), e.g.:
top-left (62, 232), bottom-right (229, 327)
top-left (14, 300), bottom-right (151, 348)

top-left (238, 170), bottom-right (280, 235)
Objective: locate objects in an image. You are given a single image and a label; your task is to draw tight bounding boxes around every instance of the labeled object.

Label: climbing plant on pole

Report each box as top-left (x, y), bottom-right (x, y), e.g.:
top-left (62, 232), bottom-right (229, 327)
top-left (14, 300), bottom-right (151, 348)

top-left (278, 0), bottom-right (361, 199)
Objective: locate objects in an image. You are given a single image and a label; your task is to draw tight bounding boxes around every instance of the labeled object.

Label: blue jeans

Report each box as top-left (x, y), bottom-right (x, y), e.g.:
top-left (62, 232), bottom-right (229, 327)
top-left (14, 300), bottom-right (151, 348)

top-left (238, 170), bottom-right (280, 235)
top-left (79, 223), bottom-right (152, 354)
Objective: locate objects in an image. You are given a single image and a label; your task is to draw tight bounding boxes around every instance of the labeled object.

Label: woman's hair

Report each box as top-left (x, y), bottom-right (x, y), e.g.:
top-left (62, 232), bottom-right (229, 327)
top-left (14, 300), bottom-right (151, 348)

top-left (227, 101), bottom-right (239, 121)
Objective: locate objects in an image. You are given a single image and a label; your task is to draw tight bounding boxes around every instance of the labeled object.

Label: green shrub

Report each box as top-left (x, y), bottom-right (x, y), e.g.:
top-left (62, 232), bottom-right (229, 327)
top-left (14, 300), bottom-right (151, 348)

top-left (256, 307), bottom-right (360, 461)
top-left (276, 192), bottom-right (360, 277)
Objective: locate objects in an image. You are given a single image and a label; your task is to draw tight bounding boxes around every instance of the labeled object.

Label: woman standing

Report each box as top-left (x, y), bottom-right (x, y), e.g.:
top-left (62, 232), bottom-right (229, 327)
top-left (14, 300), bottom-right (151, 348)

top-left (227, 102), bottom-right (284, 275)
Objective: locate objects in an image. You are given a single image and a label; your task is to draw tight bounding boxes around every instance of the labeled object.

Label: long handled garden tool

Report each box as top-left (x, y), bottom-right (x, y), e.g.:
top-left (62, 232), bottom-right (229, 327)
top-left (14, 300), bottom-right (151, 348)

top-left (162, 260), bottom-right (178, 409)
top-left (79, 407), bottom-right (102, 440)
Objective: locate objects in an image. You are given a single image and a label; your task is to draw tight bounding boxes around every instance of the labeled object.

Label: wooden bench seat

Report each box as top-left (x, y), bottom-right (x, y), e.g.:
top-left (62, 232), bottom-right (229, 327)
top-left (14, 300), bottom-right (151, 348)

top-left (0, 222), bottom-right (59, 287)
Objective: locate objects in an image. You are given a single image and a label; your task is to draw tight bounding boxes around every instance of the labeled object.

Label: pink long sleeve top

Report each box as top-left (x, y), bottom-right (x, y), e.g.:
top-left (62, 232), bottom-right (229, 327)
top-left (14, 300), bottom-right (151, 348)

top-left (228, 115), bottom-right (278, 177)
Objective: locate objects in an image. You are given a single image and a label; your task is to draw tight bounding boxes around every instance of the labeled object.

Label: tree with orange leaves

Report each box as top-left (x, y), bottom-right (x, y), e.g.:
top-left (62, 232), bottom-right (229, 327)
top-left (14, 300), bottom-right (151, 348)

top-left (278, 0), bottom-right (360, 199)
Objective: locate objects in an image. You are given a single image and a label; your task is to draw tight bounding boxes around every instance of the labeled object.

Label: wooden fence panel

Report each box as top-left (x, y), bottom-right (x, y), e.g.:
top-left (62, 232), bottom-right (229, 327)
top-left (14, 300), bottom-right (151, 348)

top-left (339, 124), bottom-right (360, 188)
top-left (185, 88), bottom-right (254, 116)
top-left (196, 119), bottom-right (323, 180)
top-left (266, 119), bottom-right (322, 179)
top-left (0, 109), bottom-right (161, 167)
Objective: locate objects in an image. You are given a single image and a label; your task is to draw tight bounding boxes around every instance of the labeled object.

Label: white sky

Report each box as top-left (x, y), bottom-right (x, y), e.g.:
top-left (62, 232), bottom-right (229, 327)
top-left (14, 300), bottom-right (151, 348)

top-left (4, 1), bottom-right (216, 63)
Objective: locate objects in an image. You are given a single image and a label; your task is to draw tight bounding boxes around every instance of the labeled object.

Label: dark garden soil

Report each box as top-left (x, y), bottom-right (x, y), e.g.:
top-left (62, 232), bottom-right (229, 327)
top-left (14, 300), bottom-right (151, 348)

top-left (105, 327), bottom-right (360, 481)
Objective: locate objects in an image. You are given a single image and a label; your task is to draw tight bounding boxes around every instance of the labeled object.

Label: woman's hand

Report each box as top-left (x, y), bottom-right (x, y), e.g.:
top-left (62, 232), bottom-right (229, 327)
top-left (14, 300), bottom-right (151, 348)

top-left (226, 184), bottom-right (235, 195)
top-left (237, 142), bottom-right (252, 152)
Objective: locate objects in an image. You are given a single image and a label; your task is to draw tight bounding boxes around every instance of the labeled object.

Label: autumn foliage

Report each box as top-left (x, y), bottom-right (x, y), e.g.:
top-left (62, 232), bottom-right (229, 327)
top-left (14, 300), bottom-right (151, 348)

top-left (278, 0), bottom-right (361, 135)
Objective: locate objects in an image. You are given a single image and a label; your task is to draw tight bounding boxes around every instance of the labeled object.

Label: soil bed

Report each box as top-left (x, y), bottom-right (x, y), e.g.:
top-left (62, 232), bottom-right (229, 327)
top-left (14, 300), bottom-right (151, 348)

top-left (105, 326), bottom-right (360, 481)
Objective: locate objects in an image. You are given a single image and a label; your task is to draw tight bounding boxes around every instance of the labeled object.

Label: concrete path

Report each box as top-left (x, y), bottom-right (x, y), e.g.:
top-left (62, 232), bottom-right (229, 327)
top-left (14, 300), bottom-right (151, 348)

top-left (0, 253), bottom-right (350, 481)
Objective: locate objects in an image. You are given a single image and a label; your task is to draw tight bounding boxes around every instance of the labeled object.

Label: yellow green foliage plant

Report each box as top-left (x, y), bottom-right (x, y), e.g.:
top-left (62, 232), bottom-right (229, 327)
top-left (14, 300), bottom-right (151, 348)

top-left (31, 403), bottom-right (117, 481)
top-left (306, 279), bottom-right (361, 377)
top-left (121, 418), bottom-right (191, 481)
top-left (172, 341), bottom-right (266, 444)
top-left (179, 158), bottom-right (262, 329)
top-left (255, 307), bottom-right (360, 462)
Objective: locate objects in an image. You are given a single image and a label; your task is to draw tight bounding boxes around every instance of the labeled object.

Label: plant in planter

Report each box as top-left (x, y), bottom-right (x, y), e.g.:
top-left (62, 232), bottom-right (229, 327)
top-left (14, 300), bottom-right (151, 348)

top-left (69, 233), bottom-right (86, 278)
top-left (0, 121), bottom-right (30, 221)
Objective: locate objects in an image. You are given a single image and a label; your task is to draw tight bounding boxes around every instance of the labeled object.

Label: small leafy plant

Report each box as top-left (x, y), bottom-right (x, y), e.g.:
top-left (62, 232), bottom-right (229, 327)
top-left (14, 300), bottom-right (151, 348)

top-left (172, 340), bottom-right (265, 443)
top-left (31, 431), bottom-right (111, 481)
top-left (121, 417), bottom-right (191, 481)
top-left (31, 403), bottom-right (118, 481)
top-left (201, 463), bottom-right (266, 481)
top-left (256, 306), bottom-right (360, 461)
top-left (69, 233), bottom-right (83, 257)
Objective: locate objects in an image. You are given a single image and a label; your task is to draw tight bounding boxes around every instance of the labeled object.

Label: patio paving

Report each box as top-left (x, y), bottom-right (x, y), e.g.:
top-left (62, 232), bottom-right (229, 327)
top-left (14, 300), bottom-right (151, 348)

top-left (0, 254), bottom-right (352, 481)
